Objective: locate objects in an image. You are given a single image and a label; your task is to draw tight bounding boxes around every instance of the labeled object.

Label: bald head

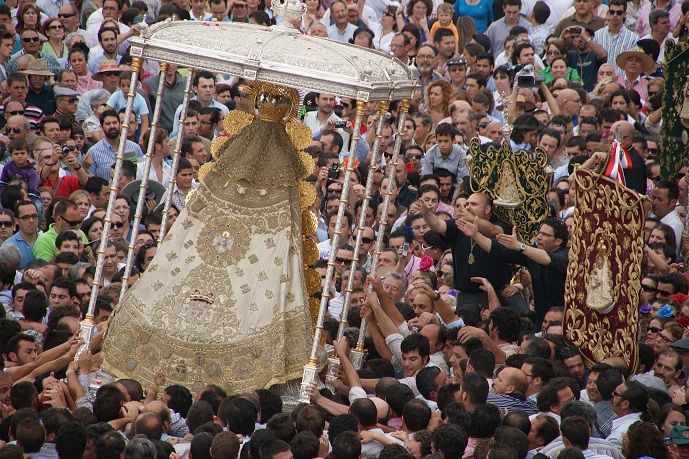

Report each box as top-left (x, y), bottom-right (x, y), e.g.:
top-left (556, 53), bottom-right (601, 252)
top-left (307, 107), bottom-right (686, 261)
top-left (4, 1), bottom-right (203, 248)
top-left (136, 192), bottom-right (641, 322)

top-left (485, 120), bottom-right (503, 142)
top-left (143, 400), bottom-right (172, 427)
top-left (501, 367), bottom-right (529, 394)
top-left (610, 121), bottom-right (634, 147)
top-left (451, 100), bottom-right (472, 121)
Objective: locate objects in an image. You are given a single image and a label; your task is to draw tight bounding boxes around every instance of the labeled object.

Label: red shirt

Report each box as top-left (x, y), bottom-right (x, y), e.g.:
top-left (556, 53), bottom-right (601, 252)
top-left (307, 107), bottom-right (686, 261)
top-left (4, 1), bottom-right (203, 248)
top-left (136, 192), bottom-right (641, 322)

top-left (41, 175), bottom-right (81, 199)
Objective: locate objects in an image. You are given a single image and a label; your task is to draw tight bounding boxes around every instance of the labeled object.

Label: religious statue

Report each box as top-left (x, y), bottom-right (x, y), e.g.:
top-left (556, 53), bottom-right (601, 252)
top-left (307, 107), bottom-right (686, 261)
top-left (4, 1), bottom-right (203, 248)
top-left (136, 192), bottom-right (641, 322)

top-left (585, 230), bottom-right (615, 314)
top-left (493, 159), bottom-right (522, 209)
top-left (101, 83), bottom-right (316, 395)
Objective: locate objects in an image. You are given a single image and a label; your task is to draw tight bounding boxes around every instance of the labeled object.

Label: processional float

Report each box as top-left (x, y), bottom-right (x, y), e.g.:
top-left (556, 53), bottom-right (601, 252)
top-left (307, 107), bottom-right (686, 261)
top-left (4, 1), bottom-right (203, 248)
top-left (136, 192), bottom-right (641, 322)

top-left (79, 3), bottom-right (417, 399)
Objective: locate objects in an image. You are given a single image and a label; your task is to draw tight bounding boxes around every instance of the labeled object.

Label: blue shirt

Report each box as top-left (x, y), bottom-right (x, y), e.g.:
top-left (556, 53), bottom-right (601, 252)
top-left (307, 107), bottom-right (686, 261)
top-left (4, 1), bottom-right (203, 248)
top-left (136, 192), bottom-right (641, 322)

top-left (87, 139), bottom-right (144, 180)
top-left (454, 0), bottom-right (493, 34)
top-left (2, 232), bottom-right (35, 269)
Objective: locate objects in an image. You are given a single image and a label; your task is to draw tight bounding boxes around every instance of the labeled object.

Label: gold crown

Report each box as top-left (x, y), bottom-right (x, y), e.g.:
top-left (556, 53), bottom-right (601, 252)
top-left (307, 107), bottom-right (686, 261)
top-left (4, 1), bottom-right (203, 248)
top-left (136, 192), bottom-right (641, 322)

top-left (248, 82), bottom-right (299, 123)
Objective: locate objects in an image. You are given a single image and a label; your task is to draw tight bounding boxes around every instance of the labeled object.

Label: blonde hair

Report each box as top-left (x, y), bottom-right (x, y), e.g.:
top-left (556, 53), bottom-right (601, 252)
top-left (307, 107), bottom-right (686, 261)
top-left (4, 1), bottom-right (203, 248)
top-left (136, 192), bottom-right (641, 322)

top-left (437, 3), bottom-right (453, 14)
top-left (455, 16), bottom-right (476, 52)
top-left (69, 190), bottom-right (90, 204)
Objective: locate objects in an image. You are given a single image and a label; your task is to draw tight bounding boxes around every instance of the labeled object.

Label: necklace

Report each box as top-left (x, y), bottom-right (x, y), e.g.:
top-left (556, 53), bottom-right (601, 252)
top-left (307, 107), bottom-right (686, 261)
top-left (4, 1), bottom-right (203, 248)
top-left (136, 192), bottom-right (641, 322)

top-left (468, 240), bottom-right (476, 264)
top-left (577, 51), bottom-right (592, 71)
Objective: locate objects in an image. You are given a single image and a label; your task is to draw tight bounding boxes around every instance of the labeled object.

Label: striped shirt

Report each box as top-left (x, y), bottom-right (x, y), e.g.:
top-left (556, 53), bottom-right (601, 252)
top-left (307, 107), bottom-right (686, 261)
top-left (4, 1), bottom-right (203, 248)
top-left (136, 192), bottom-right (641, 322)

top-left (540, 437), bottom-right (623, 459)
top-left (487, 393), bottom-right (539, 416)
top-left (87, 138), bottom-right (144, 180)
top-left (593, 26), bottom-right (640, 75)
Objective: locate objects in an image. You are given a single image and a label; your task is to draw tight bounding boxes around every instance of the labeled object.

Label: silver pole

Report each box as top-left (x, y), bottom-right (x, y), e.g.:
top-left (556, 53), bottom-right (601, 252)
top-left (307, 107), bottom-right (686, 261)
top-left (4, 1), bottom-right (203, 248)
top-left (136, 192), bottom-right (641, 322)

top-left (158, 70), bottom-right (195, 243)
top-left (350, 100), bottom-right (410, 369)
top-left (77, 57), bottom-right (145, 356)
top-left (299, 100), bottom-right (366, 402)
top-left (119, 63), bottom-right (170, 300)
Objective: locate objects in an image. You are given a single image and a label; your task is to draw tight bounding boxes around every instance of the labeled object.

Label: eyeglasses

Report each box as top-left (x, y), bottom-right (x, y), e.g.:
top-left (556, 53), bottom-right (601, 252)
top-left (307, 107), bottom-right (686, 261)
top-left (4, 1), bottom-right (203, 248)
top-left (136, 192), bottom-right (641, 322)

top-left (641, 284), bottom-right (658, 293)
top-left (101, 71), bottom-right (119, 77)
top-left (538, 231), bottom-right (554, 237)
top-left (335, 257), bottom-right (352, 265)
top-left (361, 237), bottom-right (375, 244)
top-left (612, 390), bottom-right (626, 399)
top-left (659, 334), bottom-right (673, 344)
top-left (111, 221), bottom-right (124, 228)
top-left (48, 24), bottom-right (64, 30)
top-left (416, 54), bottom-right (435, 61)
top-left (326, 187), bottom-right (342, 193)
top-left (546, 50), bottom-right (561, 56)
top-left (5, 127), bottom-right (21, 134)
top-left (406, 154), bottom-right (423, 160)
top-left (58, 12), bottom-right (77, 18)
top-left (8, 110), bottom-right (24, 115)
top-left (608, 9), bottom-right (624, 15)
top-left (647, 326), bottom-right (663, 333)
top-left (17, 214), bottom-right (38, 221)
top-left (65, 98), bottom-right (78, 104)
top-left (59, 215), bottom-right (83, 227)
top-left (438, 271), bottom-right (452, 277)
top-left (21, 36), bottom-right (40, 43)
top-left (0, 221), bottom-right (13, 228)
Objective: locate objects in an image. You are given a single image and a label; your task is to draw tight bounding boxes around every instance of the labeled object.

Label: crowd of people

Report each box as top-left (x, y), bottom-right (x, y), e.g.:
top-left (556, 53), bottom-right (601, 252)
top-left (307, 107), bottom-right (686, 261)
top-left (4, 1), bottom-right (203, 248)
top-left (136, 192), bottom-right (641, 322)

top-left (0, 0), bottom-right (684, 458)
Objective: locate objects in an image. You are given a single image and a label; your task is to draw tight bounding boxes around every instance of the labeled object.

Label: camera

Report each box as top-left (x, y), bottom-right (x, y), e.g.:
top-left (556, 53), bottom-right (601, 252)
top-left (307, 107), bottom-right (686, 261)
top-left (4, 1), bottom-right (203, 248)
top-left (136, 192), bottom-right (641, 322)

top-left (61, 144), bottom-right (76, 156)
top-left (515, 65), bottom-right (544, 88)
top-left (332, 121), bottom-right (346, 129)
top-left (328, 163), bottom-right (340, 180)
top-left (570, 26), bottom-right (582, 35)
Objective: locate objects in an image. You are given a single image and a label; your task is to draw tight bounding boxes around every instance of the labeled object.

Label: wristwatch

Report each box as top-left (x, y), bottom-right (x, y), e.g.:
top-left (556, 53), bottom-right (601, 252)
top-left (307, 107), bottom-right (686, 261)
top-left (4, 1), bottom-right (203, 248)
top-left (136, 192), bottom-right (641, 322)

top-left (519, 243), bottom-right (527, 252)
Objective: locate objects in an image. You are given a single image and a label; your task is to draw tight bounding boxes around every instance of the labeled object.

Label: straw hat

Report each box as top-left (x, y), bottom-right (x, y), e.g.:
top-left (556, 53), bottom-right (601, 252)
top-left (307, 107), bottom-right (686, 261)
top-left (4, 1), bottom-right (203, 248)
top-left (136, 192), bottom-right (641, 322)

top-left (20, 58), bottom-right (53, 77)
top-left (93, 59), bottom-right (121, 81)
top-left (615, 46), bottom-right (655, 73)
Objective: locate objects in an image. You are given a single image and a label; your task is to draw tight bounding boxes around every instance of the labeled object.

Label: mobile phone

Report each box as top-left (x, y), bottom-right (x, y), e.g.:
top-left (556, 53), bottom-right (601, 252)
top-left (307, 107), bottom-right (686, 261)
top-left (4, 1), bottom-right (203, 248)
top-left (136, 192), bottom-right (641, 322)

top-left (402, 242), bottom-right (409, 256)
top-left (328, 163), bottom-right (340, 180)
top-left (333, 121), bottom-right (346, 129)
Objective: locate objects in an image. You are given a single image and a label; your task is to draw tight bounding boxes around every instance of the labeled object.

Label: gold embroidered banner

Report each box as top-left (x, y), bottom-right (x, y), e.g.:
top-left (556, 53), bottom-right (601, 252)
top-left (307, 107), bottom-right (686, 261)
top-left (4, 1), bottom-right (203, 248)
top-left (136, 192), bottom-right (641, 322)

top-left (661, 41), bottom-right (689, 180)
top-left (564, 169), bottom-right (644, 371)
top-left (468, 139), bottom-right (550, 243)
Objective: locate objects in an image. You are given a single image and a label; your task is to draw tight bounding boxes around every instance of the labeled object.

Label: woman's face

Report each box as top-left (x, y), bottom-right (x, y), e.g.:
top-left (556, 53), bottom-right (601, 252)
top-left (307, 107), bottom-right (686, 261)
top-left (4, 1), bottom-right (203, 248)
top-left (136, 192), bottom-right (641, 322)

top-left (412, 1), bottom-right (427, 19)
top-left (551, 60), bottom-right (567, 79)
top-left (611, 95), bottom-right (628, 113)
top-left (23, 7), bottom-right (37, 26)
top-left (428, 86), bottom-right (443, 107)
top-left (47, 20), bottom-right (65, 39)
top-left (494, 72), bottom-right (510, 92)
top-left (645, 319), bottom-right (662, 345)
top-left (168, 206), bottom-right (179, 228)
top-left (403, 32), bottom-right (417, 50)
top-left (41, 191), bottom-right (52, 210)
top-left (87, 220), bottom-right (103, 241)
top-left (75, 196), bottom-right (90, 218)
top-left (304, 0), bottom-right (319, 12)
top-left (70, 52), bottom-right (87, 75)
top-left (649, 228), bottom-right (667, 244)
top-left (114, 198), bottom-right (130, 222)
top-left (641, 277), bottom-right (658, 304)
top-left (662, 411), bottom-right (687, 437)
top-left (437, 264), bottom-right (453, 287)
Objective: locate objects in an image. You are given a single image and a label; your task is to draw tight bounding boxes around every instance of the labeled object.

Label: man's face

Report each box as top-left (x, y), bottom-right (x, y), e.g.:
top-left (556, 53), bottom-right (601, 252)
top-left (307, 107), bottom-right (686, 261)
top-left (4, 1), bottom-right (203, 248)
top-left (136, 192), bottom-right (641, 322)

top-left (9, 80), bottom-right (28, 103)
top-left (382, 276), bottom-right (405, 301)
top-left (564, 354), bottom-right (585, 379)
top-left (100, 30), bottom-right (118, 57)
top-left (536, 224), bottom-right (560, 250)
top-left (210, 1), bottom-right (226, 19)
top-left (380, 126), bottom-right (393, 150)
top-left (59, 71), bottom-right (78, 90)
top-left (391, 35), bottom-right (409, 59)
top-left (491, 370), bottom-right (512, 394)
top-left (331, 2), bottom-right (347, 25)
top-left (195, 77), bottom-right (215, 104)
top-left (341, 269), bottom-right (363, 291)
top-left (0, 377), bottom-right (10, 405)
top-left (379, 251), bottom-right (397, 267)
top-left (465, 193), bottom-right (489, 219)
top-left (317, 94), bottom-right (335, 115)
top-left (91, 185), bottom-right (110, 209)
top-left (12, 288), bottom-right (30, 313)
top-left (652, 16), bottom-right (671, 36)
top-left (652, 187), bottom-right (676, 219)
top-left (12, 340), bottom-right (37, 365)
top-left (102, 115), bottom-right (120, 141)
top-left (474, 59), bottom-right (493, 78)
top-left (20, 30), bottom-right (40, 54)
top-left (334, 248), bottom-right (353, 275)
top-left (655, 354), bottom-right (680, 385)
top-left (539, 134), bottom-right (559, 160)
top-left (76, 282), bottom-right (90, 308)
top-left (189, 141), bottom-right (207, 165)
top-left (41, 121), bottom-right (60, 142)
top-left (401, 349), bottom-right (426, 377)
top-left (102, 0), bottom-right (120, 20)
top-left (465, 78), bottom-right (479, 98)
top-left (198, 114), bottom-right (215, 138)
top-left (517, 46), bottom-right (535, 65)
top-left (109, 213), bottom-right (124, 240)
top-left (411, 292), bottom-right (434, 317)
top-left (57, 95), bottom-right (79, 116)
top-left (503, 4), bottom-right (520, 24)
top-left (657, 281), bottom-right (676, 299)
top-left (0, 38), bottom-right (13, 60)
top-left (103, 246), bottom-right (118, 275)
top-left (436, 36), bottom-right (455, 57)
top-left (624, 56), bottom-right (644, 76)
top-left (320, 133), bottom-right (338, 154)
top-left (607, 5), bottom-right (625, 26)
top-left (438, 176), bottom-right (452, 200)
top-left (58, 5), bottom-right (78, 31)
top-left (415, 47), bottom-right (436, 75)
top-left (58, 239), bottom-right (80, 255)
top-left (553, 387), bottom-right (575, 414)
top-left (584, 371), bottom-right (602, 402)
top-left (574, 0), bottom-right (592, 16)
top-left (50, 286), bottom-right (73, 308)
top-left (15, 203), bottom-right (38, 236)
top-left (58, 207), bottom-right (83, 232)
top-left (94, 308), bottom-right (111, 325)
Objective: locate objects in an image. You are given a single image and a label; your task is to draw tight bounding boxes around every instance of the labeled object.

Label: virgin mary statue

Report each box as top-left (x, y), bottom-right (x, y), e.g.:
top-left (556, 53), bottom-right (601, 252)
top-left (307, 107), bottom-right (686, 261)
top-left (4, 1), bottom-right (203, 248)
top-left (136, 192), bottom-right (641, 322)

top-left (101, 83), bottom-right (315, 395)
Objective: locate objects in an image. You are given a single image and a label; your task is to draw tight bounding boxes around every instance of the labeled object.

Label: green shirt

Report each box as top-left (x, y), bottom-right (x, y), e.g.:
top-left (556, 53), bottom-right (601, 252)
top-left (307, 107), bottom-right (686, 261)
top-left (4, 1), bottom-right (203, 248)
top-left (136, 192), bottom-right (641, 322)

top-left (33, 223), bottom-right (89, 261)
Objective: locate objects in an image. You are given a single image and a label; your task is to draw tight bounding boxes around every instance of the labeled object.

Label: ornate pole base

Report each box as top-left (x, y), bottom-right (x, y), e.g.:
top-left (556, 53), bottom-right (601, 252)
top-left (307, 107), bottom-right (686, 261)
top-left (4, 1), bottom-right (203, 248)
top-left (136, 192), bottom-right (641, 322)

top-left (76, 319), bottom-right (95, 359)
top-left (299, 363), bottom-right (319, 403)
top-left (325, 356), bottom-right (339, 392)
top-left (350, 349), bottom-right (364, 370)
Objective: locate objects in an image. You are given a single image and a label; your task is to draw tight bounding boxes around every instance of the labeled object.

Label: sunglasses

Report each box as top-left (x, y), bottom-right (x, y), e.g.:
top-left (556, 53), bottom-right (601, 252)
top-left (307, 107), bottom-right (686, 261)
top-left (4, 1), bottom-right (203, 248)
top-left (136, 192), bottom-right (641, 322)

top-left (17, 214), bottom-right (38, 221)
top-left (649, 176), bottom-right (661, 182)
top-left (326, 187), bottom-right (342, 193)
top-left (101, 71), bottom-right (120, 77)
top-left (438, 271), bottom-right (452, 277)
top-left (48, 24), bottom-right (64, 29)
top-left (58, 12), bottom-right (76, 18)
top-left (8, 110), bottom-right (24, 115)
top-left (647, 148), bottom-right (658, 154)
top-left (335, 257), bottom-right (352, 265)
top-left (608, 9), bottom-right (624, 15)
top-left (21, 36), bottom-right (40, 43)
top-left (641, 284), bottom-right (657, 293)
top-left (0, 221), bottom-right (13, 228)
top-left (59, 215), bottom-right (83, 227)
top-left (5, 127), bottom-right (21, 134)
top-left (647, 326), bottom-right (663, 333)
top-left (546, 50), bottom-right (561, 56)
top-left (111, 222), bottom-right (124, 228)
top-left (361, 237), bottom-right (375, 244)
top-left (406, 154), bottom-right (423, 159)
top-left (65, 98), bottom-right (78, 104)
top-left (384, 153), bottom-right (394, 159)
top-left (612, 390), bottom-right (626, 399)
top-left (479, 123), bottom-right (488, 128)
top-left (657, 289), bottom-right (672, 296)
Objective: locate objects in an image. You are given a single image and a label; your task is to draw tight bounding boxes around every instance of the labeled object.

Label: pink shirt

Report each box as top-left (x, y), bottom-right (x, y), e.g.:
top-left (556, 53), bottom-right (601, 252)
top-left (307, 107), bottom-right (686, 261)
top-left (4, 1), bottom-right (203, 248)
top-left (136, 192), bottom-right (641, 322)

top-left (616, 75), bottom-right (648, 102)
top-left (635, 1), bottom-right (682, 37)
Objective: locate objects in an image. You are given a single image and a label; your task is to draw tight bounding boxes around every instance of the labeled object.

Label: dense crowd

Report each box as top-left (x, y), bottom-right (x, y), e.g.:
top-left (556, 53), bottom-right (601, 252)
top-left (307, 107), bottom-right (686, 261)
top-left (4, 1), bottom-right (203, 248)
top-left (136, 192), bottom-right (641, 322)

top-left (0, 0), bottom-right (683, 458)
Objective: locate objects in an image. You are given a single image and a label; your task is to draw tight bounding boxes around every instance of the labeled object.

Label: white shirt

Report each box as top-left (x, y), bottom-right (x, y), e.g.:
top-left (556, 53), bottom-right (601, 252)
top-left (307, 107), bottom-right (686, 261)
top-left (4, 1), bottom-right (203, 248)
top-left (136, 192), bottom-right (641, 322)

top-left (606, 412), bottom-right (641, 449)
top-left (136, 161), bottom-right (172, 187)
top-left (660, 209), bottom-right (683, 256)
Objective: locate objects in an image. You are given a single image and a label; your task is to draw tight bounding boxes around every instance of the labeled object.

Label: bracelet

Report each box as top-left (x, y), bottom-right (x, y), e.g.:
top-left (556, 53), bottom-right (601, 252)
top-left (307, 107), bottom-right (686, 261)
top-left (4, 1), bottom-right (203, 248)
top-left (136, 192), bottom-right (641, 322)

top-left (74, 165), bottom-right (82, 170)
top-left (434, 291), bottom-right (441, 301)
top-left (44, 162), bottom-right (58, 167)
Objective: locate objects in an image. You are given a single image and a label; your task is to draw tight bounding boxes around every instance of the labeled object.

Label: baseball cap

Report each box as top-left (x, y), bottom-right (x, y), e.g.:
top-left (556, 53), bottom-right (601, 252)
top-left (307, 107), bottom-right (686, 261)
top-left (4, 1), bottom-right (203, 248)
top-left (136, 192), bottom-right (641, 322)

top-left (670, 426), bottom-right (689, 445)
